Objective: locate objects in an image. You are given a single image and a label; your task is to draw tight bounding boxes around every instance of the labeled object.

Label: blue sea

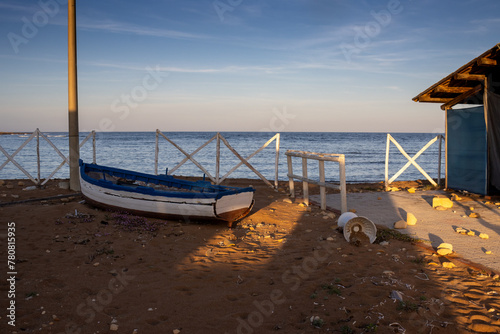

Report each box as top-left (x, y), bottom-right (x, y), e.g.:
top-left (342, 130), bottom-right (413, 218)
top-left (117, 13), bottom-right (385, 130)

top-left (0, 132), bottom-right (445, 184)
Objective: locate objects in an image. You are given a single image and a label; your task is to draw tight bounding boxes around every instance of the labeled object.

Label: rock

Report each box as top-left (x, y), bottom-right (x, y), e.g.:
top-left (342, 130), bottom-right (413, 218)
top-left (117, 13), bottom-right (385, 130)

top-left (469, 212), bottom-right (480, 218)
top-left (0, 180), bottom-right (5, 186)
top-left (327, 212), bottom-right (336, 219)
top-left (298, 202), bottom-right (307, 207)
top-left (6, 184), bottom-right (14, 189)
top-left (432, 196), bottom-right (453, 209)
top-left (485, 250), bottom-right (492, 255)
top-left (17, 181), bottom-right (25, 186)
top-left (437, 248), bottom-right (453, 256)
top-left (442, 262), bottom-right (456, 269)
top-left (479, 233), bottom-right (489, 239)
top-left (58, 181), bottom-right (70, 190)
top-left (173, 330), bottom-right (181, 334)
top-left (451, 193), bottom-right (462, 201)
top-left (435, 206), bottom-right (449, 211)
top-left (406, 213), bottom-right (417, 226)
top-left (282, 198), bottom-right (292, 204)
top-left (455, 227), bottom-right (467, 234)
top-left (437, 243), bottom-right (453, 256)
top-left (23, 186), bottom-right (37, 191)
top-left (383, 270), bottom-right (395, 276)
top-left (469, 206), bottom-right (475, 211)
top-left (326, 237), bottom-right (334, 241)
top-left (380, 241), bottom-right (389, 246)
top-left (438, 243), bottom-right (453, 251)
top-left (110, 324), bottom-right (119, 331)
top-left (407, 187), bottom-right (416, 193)
top-left (390, 290), bottom-right (404, 302)
top-left (387, 186), bottom-right (400, 192)
top-left (393, 220), bottom-right (407, 229)
top-left (467, 230), bottom-right (475, 236)
top-left (60, 198), bottom-right (70, 203)
top-left (11, 194), bottom-right (19, 199)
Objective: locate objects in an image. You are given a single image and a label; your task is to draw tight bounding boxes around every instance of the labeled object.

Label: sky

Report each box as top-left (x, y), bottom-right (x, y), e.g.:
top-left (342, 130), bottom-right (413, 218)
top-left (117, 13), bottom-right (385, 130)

top-left (0, 0), bottom-right (499, 133)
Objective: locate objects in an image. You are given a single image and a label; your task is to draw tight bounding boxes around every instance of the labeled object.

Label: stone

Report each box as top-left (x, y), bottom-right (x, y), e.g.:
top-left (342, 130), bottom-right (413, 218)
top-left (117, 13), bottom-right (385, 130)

top-left (17, 181), bottom-right (25, 186)
top-left (23, 186), bottom-right (37, 191)
top-left (407, 187), bottom-right (416, 193)
top-left (110, 324), bottom-right (119, 331)
top-left (393, 220), bottom-right (407, 229)
top-left (469, 212), bottom-right (480, 218)
top-left (326, 237), bottom-right (334, 241)
top-left (467, 230), bottom-right (475, 236)
top-left (173, 330), bottom-right (181, 334)
top-left (432, 196), bottom-right (453, 209)
top-left (451, 193), bottom-right (462, 201)
top-left (380, 241), bottom-right (389, 246)
top-left (0, 180), bottom-right (5, 186)
top-left (437, 248), bottom-right (453, 256)
top-left (455, 227), bottom-right (467, 234)
top-left (438, 243), bottom-right (453, 251)
top-left (6, 184), bottom-right (14, 189)
top-left (406, 213), bottom-right (417, 226)
top-left (390, 290), bottom-right (404, 302)
top-left (442, 262), bottom-right (456, 269)
top-left (282, 198), bottom-right (292, 204)
top-left (387, 187), bottom-right (400, 192)
top-left (298, 202), bottom-right (307, 207)
top-left (479, 233), bottom-right (489, 239)
top-left (486, 250), bottom-right (492, 255)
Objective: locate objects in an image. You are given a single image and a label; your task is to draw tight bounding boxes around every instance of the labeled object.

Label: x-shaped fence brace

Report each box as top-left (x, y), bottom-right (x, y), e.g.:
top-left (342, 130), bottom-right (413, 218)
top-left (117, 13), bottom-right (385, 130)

top-left (0, 129), bottom-right (96, 186)
top-left (384, 133), bottom-right (444, 190)
top-left (154, 130), bottom-right (280, 189)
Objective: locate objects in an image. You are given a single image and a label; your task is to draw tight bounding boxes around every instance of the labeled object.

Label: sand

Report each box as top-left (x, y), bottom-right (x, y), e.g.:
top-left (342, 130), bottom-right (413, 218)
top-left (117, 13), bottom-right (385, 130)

top-left (1, 179), bottom-right (500, 334)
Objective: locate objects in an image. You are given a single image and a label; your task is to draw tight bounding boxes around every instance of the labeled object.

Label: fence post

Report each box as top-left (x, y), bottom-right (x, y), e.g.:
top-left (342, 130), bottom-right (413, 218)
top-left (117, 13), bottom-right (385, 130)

top-left (385, 133), bottom-right (390, 191)
top-left (92, 130), bottom-right (96, 164)
top-left (36, 129), bottom-right (41, 185)
top-left (301, 157), bottom-right (309, 206)
top-left (287, 154), bottom-right (294, 198)
top-left (339, 155), bottom-right (347, 214)
top-left (154, 129), bottom-right (159, 175)
top-left (216, 132), bottom-right (220, 184)
top-left (318, 160), bottom-right (326, 210)
top-left (438, 134), bottom-right (442, 186)
top-left (275, 133), bottom-right (280, 189)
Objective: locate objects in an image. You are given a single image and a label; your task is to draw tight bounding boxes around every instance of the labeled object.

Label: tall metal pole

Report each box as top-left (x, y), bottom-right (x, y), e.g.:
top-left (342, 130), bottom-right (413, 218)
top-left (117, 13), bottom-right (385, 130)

top-left (68, 0), bottom-right (80, 191)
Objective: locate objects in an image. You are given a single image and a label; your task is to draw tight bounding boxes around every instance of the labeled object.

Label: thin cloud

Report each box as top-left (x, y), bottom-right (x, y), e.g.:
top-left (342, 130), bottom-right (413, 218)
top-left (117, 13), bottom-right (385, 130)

top-left (77, 20), bottom-right (211, 40)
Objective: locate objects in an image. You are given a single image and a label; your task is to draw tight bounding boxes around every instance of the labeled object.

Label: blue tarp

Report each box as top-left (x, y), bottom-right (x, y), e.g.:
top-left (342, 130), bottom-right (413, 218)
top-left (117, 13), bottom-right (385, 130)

top-left (446, 107), bottom-right (488, 195)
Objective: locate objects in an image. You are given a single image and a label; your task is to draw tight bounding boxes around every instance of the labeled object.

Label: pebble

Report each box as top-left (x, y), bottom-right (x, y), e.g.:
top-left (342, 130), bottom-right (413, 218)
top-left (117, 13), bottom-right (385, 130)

top-left (0, 180), bottom-right (5, 186)
top-left (383, 270), bottom-right (395, 276)
top-left (380, 241), bottom-right (389, 246)
top-left (407, 187), bottom-right (416, 193)
top-left (282, 198), bottom-right (292, 204)
top-left (432, 196), bottom-right (453, 209)
top-left (390, 290), bottom-right (404, 302)
top-left (93, 262), bottom-right (100, 267)
top-left (486, 250), bottom-right (492, 255)
top-left (479, 233), bottom-right (489, 239)
top-left (442, 262), bottom-right (456, 269)
top-left (326, 237), bottom-right (334, 241)
top-left (17, 181), bottom-right (25, 186)
top-left (393, 220), bottom-right (407, 229)
top-left (455, 227), bottom-right (467, 234)
top-left (435, 205), bottom-right (450, 211)
top-left (467, 230), bottom-right (475, 236)
top-left (110, 324), bottom-right (119, 331)
top-left (469, 212), bottom-right (480, 218)
top-left (6, 184), bottom-right (14, 189)
top-left (173, 329), bottom-right (181, 334)
top-left (298, 202), bottom-right (307, 207)
top-left (406, 212), bottom-right (417, 226)
top-left (23, 186), bottom-right (37, 191)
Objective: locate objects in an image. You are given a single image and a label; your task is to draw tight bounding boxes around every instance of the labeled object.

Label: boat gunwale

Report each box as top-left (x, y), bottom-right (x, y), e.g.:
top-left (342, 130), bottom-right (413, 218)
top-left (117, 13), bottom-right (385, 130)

top-left (79, 160), bottom-right (255, 200)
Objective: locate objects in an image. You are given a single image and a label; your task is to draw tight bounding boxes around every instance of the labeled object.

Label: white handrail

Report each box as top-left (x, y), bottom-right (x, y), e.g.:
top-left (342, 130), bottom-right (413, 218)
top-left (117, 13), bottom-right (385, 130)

top-left (285, 150), bottom-right (347, 213)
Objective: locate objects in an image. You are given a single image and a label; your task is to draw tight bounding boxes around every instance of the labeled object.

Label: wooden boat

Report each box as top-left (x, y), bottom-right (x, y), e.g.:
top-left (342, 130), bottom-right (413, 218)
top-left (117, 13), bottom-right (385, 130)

top-left (79, 160), bottom-right (255, 225)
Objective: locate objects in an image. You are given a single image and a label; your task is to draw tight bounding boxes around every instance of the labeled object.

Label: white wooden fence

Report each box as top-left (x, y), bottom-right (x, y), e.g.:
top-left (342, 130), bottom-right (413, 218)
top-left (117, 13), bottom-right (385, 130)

top-left (385, 134), bottom-right (444, 190)
top-left (0, 129), bottom-right (96, 186)
top-left (154, 130), bottom-right (280, 189)
top-left (285, 150), bottom-right (347, 213)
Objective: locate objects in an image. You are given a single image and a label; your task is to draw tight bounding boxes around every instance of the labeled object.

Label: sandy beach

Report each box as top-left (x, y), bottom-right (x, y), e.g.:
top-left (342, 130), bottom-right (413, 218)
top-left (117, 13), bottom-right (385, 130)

top-left (1, 179), bottom-right (500, 334)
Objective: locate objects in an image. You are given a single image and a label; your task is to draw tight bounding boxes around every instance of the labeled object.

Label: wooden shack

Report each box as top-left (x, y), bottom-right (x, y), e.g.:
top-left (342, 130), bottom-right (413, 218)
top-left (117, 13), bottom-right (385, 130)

top-left (413, 43), bottom-right (500, 195)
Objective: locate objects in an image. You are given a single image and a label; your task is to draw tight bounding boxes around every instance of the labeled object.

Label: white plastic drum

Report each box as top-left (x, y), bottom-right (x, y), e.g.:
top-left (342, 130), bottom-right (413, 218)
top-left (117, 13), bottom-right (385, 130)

top-left (337, 212), bottom-right (358, 228)
top-left (343, 216), bottom-right (377, 244)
